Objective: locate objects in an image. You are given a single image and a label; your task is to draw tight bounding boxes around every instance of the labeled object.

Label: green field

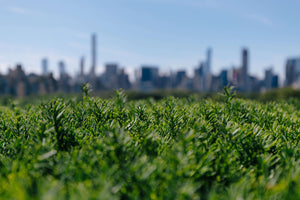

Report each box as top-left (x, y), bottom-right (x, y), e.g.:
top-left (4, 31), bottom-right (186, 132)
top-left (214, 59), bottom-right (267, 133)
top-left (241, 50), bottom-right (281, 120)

top-left (0, 88), bottom-right (299, 199)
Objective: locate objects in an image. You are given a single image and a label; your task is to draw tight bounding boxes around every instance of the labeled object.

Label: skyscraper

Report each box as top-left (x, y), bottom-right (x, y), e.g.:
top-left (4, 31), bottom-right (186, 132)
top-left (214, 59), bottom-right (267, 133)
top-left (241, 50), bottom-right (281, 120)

top-left (219, 69), bottom-right (228, 88)
top-left (264, 67), bottom-right (273, 90)
top-left (264, 67), bottom-right (279, 90)
top-left (80, 56), bottom-right (85, 76)
top-left (141, 66), bottom-right (159, 82)
top-left (137, 66), bottom-right (159, 91)
top-left (241, 48), bottom-right (248, 91)
top-left (202, 48), bottom-right (212, 91)
top-left (105, 63), bottom-right (118, 77)
top-left (206, 48), bottom-right (212, 75)
top-left (58, 61), bottom-right (66, 79)
top-left (90, 33), bottom-right (97, 75)
top-left (285, 58), bottom-right (300, 86)
top-left (103, 63), bottom-right (119, 90)
top-left (41, 58), bottom-right (48, 76)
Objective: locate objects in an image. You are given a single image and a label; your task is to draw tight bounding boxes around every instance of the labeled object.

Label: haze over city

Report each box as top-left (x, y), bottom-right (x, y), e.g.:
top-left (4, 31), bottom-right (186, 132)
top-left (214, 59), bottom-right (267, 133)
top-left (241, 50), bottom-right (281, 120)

top-left (1, 0), bottom-right (300, 81)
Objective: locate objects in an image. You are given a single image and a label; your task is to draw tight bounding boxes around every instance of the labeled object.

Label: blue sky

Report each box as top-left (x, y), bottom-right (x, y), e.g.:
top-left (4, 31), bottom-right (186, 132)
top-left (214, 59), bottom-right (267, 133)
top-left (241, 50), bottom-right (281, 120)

top-left (1, 0), bottom-right (300, 81)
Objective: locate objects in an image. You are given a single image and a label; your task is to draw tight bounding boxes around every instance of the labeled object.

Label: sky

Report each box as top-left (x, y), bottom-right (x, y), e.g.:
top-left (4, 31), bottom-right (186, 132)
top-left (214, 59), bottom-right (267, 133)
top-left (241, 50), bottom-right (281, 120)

top-left (1, 0), bottom-right (300, 81)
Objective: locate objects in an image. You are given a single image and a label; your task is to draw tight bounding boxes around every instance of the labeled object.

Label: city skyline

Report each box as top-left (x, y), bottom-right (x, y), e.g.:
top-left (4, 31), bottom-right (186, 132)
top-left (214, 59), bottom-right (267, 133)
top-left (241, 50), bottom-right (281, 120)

top-left (0, 33), bottom-right (291, 85)
top-left (0, 32), bottom-right (292, 97)
top-left (0, 46), bottom-right (280, 98)
top-left (1, 0), bottom-right (300, 80)
top-left (0, 37), bottom-right (279, 83)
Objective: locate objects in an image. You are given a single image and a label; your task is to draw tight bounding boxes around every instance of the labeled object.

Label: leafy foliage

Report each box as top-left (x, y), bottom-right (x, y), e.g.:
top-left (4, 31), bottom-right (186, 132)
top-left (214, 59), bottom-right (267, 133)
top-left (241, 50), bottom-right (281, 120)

top-left (0, 88), bottom-right (299, 199)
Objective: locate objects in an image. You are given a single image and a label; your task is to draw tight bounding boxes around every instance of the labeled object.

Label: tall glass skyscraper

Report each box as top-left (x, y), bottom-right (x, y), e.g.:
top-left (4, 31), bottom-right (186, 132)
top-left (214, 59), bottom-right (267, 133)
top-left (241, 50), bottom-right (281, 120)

top-left (241, 48), bottom-right (248, 91)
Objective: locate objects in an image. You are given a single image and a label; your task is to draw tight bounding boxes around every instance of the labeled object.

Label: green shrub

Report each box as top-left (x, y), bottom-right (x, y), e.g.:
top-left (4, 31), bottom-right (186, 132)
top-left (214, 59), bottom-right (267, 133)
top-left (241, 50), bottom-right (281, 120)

top-left (0, 88), bottom-right (299, 199)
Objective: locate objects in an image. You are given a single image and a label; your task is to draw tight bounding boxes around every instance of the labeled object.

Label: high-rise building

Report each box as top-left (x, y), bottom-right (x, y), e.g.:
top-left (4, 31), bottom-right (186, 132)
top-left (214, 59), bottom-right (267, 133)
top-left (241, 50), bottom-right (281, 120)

top-left (175, 70), bottom-right (187, 86)
top-left (272, 75), bottom-right (279, 89)
top-left (102, 63), bottom-right (119, 90)
top-left (285, 58), bottom-right (300, 86)
top-left (90, 33), bottom-right (97, 75)
top-left (264, 67), bottom-right (273, 90)
top-left (193, 63), bottom-right (204, 91)
top-left (80, 56), bottom-right (85, 76)
top-left (138, 66), bottom-right (159, 91)
top-left (58, 61), bottom-right (71, 92)
top-left (41, 58), bottom-right (48, 76)
top-left (141, 66), bottom-right (159, 82)
top-left (219, 70), bottom-right (228, 88)
top-left (118, 69), bottom-right (131, 90)
top-left (58, 61), bottom-right (66, 79)
top-left (105, 63), bottom-right (118, 77)
top-left (241, 48), bottom-right (249, 91)
top-left (206, 48), bottom-right (212, 75)
top-left (201, 48), bottom-right (212, 91)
